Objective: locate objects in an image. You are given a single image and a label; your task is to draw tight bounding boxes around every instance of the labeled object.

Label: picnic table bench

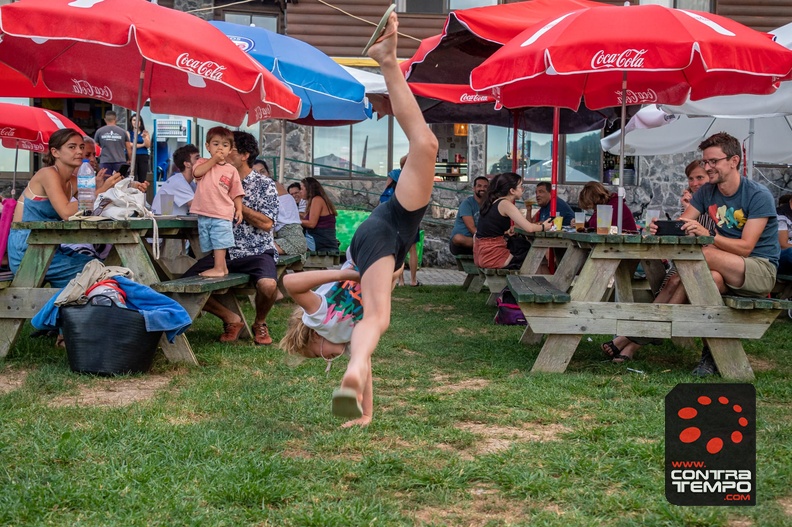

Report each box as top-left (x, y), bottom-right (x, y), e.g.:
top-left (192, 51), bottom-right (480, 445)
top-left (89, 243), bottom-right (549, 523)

top-left (455, 254), bottom-right (483, 293)
top-left (507, 232), bottom-right (789, 381)
top-left (299, 250), bottom-right (341, 271)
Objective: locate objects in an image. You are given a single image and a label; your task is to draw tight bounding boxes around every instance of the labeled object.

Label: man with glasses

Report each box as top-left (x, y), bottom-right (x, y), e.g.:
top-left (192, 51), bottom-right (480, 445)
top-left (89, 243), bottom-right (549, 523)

top-left (647, 131), bottom-right (779, 375)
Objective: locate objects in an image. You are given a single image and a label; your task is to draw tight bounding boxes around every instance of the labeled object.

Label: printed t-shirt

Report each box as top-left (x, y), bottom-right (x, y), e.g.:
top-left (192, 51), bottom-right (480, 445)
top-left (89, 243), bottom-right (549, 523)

top-left (190, 159), bottom-right (244, 220)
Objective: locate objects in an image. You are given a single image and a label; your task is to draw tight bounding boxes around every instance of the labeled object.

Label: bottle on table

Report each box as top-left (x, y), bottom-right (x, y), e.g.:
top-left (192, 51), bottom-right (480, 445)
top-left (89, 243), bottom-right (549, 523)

top-left (77, 159), bottom-right (95, 214)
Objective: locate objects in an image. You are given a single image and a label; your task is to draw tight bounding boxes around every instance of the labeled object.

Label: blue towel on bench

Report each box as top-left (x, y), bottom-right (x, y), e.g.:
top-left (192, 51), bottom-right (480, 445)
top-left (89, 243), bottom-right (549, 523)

top-left (32, 276), bottom-right (191, 342)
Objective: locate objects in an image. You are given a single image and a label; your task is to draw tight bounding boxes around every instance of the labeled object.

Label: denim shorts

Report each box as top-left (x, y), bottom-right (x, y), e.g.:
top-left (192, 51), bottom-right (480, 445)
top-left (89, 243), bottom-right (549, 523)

top-left (198, 216), bottom-right (235, 251)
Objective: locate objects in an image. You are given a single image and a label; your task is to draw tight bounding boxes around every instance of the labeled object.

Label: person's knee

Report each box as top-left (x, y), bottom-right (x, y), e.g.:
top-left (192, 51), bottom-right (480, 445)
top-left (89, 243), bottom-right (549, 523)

top-left (364, 312), bottom-right (391, 335)
top-left (256, 277), bottom-right (277, 297)
top-left (710, 270), bottom-right (727, 292)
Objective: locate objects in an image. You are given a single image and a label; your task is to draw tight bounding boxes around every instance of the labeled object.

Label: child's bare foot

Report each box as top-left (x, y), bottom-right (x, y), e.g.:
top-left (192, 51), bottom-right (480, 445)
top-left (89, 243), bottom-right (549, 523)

top-left (366, 12), bottom-right (398, 64)
top-left (341, 415), bottom-right (372, 429)
top-left (332, 387), bottom-right (363, 418)
top-left (200, 268), bottom-right (228, 278)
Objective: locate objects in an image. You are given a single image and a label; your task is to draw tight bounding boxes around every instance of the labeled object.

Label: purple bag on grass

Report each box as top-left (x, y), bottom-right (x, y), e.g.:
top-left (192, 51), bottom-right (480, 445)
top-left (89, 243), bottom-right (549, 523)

top-left (494, 288), bottom-right (526, 326)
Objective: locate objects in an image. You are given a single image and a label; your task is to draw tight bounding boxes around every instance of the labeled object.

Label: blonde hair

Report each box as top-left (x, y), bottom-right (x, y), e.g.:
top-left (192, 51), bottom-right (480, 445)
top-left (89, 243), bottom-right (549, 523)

top-left (279, 307), bottom-right (316, 359)
top-left (578, 181), bottom-right (612, 210)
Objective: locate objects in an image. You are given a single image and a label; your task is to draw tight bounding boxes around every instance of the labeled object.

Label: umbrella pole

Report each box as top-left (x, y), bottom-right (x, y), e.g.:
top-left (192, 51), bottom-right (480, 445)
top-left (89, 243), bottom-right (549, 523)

top-left (279, 119), bottom-right (287, 185)
top-left (12, 143), bottom-right (19, 200)
top-left (616, 72), bottom-right (627, 235)
top-left (512, 113), bottom-right (518, 173)
top-left (550, 107), bottom-right (559, 218)
top-left (747, 118), bottom-right (755, 179)
top-left (130, 58), bottom-right (146, 181)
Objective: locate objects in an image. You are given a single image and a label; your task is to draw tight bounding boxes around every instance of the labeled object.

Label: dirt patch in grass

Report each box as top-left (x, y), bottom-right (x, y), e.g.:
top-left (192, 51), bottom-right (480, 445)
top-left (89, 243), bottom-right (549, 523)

top-left (430, 378), bottom-right (490, 394)
top-left (727, 518), bottom-right (754, 527)
top-left (778, 495), bottom-right (792, 515)
top-left (0, 368), bottom-right (28, 394)
top-left (48, 374), bottom-right (174, 408)
top-left (421, 304), bottom-right (454, 312)
top-left (413, 484), bottom-right (527, 526)
top-left (456, 422), bottom-right (570, 455)
top-left (747, 355), bottom-right (775, 372)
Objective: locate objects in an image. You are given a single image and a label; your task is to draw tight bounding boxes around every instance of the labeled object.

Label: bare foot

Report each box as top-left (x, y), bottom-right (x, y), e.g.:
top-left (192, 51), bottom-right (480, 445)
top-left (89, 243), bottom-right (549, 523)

top-left (366, 12), bottom-right (398, 64)
top-left (341, 416), bottom-right (372, 429)
top-left (200, 268), bottom-right (228, 278)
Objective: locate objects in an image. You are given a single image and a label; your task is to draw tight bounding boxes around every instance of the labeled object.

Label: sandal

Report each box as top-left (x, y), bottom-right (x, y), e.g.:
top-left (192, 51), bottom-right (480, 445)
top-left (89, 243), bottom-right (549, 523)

top-left (601, 339), bottom-right (623, 359)
top-left (362, 4), bottom-right (397, 56)
top-left (612, 353), bottom-right (634, 364)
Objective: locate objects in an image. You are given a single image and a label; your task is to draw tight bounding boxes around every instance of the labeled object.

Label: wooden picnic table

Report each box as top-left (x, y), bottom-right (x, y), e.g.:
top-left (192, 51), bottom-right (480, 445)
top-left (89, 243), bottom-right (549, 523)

top-left (512, 232), bottom-right (786, 381)
top-left (0, 217), bottom-right (204, 365)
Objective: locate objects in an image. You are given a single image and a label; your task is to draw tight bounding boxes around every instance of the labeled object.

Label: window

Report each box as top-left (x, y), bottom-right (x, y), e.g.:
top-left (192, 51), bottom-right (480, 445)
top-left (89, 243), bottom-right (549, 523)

top-left (485, 126), bottom-right (602, 183)
top-left (223, 12), bottom-right (278, 32)
top-left (397, 0), bottom-right (497, 15)
top-left (673, 0), bottom-right (712, 11)
top-left (313, 117), bottom-right (407, 178)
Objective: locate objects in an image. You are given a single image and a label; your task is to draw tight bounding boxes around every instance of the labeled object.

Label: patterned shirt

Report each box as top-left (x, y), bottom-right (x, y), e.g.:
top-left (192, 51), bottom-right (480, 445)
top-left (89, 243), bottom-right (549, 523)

top-left (229, 170), bottom-right (279, 262)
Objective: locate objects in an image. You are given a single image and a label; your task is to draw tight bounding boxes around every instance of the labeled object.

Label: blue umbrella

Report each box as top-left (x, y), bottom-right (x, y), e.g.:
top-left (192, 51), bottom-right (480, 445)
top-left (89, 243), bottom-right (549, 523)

top-left (210, 21), bottom-right (372, 126)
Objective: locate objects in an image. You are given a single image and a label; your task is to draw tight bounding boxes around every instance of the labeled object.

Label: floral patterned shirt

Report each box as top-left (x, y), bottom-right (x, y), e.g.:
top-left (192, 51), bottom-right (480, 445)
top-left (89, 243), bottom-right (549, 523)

top-left (229, 170), bottom-right (279, 263)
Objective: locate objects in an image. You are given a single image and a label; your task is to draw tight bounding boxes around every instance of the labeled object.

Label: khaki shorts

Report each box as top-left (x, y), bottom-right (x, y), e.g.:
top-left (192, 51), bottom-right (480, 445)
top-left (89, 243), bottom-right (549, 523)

top-left (726, 256), bottom-right (777, 297)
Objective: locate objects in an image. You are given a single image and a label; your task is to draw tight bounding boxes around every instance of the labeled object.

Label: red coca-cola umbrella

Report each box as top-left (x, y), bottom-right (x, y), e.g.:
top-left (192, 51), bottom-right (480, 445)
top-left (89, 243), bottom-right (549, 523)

top-left (0, 103), bottom-right (85, 154)
top-left (471, 4), bottom-right (792, 231)
top-left (0, 0), bottom-right (301, 177)
top-left (402, 0), bottom-right (613, 219)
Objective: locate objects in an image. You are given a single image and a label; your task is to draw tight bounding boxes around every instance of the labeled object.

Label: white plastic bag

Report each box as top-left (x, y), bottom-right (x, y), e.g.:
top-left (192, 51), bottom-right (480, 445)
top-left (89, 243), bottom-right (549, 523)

top-left (94, 178), bottom-right (159, 259)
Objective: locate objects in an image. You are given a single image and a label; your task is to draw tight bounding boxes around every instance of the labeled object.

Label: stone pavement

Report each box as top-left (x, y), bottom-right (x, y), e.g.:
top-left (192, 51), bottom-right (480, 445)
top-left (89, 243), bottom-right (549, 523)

top-left (401, 268), bottom-right (466, 286)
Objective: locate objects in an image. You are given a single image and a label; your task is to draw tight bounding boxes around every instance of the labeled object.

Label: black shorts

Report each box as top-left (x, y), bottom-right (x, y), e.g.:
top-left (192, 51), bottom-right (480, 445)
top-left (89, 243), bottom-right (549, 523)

top-left (449, 240), bottom-right (473, 256)
top-left (183, 251), bottom-right (277, 283)
top-left (350, 194), bottom-right (427, 277)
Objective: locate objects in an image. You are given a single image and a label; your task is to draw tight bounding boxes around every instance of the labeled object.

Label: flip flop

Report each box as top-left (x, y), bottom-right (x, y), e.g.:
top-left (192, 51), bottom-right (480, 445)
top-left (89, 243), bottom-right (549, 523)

top-left (332, 387), bottom-right (363, 419)
top-left (362, 4), bottom-right (397, 56)
top-left (601, 339), bottom-right (623, 359)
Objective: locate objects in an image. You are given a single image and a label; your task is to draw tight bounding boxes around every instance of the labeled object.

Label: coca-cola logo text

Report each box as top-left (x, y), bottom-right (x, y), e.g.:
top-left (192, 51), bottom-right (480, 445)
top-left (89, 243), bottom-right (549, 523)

top-left (254, 105), bottom-right (272, 121)
top-left (19, 140), bottom-right (45, 152)
top-left (617, 88), bottom-right (658, 105)
top-left (459, 93), bottom-right (490, 103)
top-left (0, 127), bottom-right (17, 136)
top-left (177, 53), bottom-right (226, 81)
top-left (591, 49), bottom-right (648, 70)
top-left (72, 79), bottom-right (113, 100)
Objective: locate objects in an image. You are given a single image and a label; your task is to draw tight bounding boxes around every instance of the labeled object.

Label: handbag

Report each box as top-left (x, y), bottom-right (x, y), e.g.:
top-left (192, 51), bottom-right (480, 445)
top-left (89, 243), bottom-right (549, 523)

top-left (94, 178), bottom-right (160, 259)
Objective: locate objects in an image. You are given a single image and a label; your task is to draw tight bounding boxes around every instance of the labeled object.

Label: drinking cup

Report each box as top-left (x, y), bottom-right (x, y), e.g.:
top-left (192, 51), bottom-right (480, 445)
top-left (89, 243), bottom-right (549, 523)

top-left (553, 216), bottom-right (563, 231)
top-left (645, 208), bottom-right (661, 227)
top-left (159, 193), bottom-right (174, 215)
top-left (575, 212), bottom-right (586, 232)
top-left (596, 205), bottom-right (613, 235)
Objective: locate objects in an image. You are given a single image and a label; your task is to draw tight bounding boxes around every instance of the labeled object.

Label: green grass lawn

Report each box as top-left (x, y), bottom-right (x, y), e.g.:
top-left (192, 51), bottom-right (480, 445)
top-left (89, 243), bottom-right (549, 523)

top-left (1, 286), bottom-right (791, 526)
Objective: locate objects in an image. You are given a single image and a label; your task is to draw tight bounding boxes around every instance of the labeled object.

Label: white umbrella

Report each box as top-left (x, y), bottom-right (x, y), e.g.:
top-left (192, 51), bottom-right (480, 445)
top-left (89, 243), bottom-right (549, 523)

top-left (601, 105), bottom-right (792, 167)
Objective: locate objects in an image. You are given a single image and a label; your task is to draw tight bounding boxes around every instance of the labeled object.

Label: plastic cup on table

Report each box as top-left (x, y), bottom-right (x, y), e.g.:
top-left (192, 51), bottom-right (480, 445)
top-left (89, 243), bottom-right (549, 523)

top-left (553, 216), bottom-right (563, 231)
top-left (159, 194), bottom-right (174, 215)
top-left (575, 211), bottom-right (586, 232)
top-left (596, 205), bottom-right (613, 235)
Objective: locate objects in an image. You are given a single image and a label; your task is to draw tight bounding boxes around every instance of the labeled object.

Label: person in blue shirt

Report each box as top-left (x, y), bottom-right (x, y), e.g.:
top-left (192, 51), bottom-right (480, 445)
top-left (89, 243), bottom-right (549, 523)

top-left (449, 176), bottom-right (488, 255)
top-left (531, 181), bottom-right (575, 226)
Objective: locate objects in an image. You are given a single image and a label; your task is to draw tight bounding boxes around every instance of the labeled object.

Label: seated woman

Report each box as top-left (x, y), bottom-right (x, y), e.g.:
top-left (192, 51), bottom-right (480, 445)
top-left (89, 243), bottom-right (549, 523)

top-left (300, 176), bottom-right (340, 252)
top-left (473, 172), bottom-right (553, 269)
top-left (579, 181), bottom-right (638, 233)
top-left (777, 193), bottom-right (792, 275)
top-left (601, 160), bottom-right (716, 366)
top-left (7, 129), bottom-right (122, 288)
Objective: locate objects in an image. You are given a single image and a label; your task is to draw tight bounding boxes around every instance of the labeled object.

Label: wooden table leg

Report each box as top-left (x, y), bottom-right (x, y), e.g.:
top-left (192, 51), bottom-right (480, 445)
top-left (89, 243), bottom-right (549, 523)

top-left (530, 256), bottom-right (620, 373)
top-left (213, 290), bottom-right (253, 340)
top-left (675, 260), bottom-right (755, 381)
top-left (0, 244), bottom-right (55, 358)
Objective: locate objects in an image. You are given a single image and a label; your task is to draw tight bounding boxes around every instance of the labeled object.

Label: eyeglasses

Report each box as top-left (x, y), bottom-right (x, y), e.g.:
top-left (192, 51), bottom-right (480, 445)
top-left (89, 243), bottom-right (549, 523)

top-left (699, 156), bottom-right (729, 168)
